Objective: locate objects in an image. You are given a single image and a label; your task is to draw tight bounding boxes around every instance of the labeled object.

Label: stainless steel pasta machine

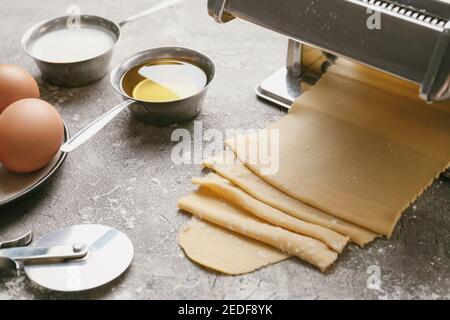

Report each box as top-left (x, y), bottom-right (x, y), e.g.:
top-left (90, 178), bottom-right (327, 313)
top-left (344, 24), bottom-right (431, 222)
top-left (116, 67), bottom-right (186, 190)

top-left (207, 0), bottom-right (450, 108)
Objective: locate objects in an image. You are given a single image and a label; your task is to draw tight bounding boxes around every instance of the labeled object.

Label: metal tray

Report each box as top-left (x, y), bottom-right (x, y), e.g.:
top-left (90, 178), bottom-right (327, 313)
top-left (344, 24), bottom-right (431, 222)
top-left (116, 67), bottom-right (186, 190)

top-left (0, 123), bottom-right (69, 206)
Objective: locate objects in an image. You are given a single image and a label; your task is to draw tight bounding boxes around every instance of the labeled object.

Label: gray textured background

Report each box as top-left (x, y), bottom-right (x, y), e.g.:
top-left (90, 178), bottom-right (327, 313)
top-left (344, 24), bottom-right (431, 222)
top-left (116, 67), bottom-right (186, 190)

top-left (0, 0), bottom-right (449, 300)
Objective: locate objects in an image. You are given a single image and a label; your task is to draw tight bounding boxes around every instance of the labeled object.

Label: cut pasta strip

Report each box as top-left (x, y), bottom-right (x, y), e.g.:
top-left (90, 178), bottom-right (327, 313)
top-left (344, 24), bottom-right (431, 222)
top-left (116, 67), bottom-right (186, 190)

top-left (192, 173), bottom-right (349, 253)
top-left (178, 187), bottom-right (339, 272)
top-left (203, 149), bottom-right (377, 246)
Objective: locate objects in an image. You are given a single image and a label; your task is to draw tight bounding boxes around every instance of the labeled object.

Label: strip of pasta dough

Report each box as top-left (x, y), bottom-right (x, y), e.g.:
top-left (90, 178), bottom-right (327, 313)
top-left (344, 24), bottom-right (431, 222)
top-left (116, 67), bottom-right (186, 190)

top-left (179, 219), bottom-right (289, 275)
top-left (203, 149), bottom-right (377, 246)
top-left (192, 172), bottom-right (349, 253)
top-left (178, 187), bottom-right (338, 272)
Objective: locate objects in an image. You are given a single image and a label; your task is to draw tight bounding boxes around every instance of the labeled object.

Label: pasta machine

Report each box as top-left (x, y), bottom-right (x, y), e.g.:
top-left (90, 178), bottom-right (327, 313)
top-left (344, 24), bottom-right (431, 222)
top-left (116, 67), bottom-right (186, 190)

top-left (207, 0), bottom-right (450, 108)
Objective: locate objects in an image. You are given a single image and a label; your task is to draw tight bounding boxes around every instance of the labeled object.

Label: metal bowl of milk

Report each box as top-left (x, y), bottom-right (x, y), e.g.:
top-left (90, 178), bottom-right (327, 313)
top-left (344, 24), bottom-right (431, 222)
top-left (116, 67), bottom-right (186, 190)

top-left (21, 0), bottom-right (185, 87)
top-left (21, 15), bottom-right (119, 87)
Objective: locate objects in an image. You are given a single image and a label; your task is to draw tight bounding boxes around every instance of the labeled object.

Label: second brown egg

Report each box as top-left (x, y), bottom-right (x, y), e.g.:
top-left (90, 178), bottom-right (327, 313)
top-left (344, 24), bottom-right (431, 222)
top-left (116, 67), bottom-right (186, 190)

top-left (0, 64), bottom-right (40, 113)
top-left (0, 98), bottom-right (64, 173)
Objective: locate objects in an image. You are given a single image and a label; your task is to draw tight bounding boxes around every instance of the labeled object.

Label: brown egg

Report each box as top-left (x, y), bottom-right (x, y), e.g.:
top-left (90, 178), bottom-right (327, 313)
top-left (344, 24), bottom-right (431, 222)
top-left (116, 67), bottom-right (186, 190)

top-left (0, 98), bottom-right (64, 173)
top-left (0, 64), bottom-right (40, 113)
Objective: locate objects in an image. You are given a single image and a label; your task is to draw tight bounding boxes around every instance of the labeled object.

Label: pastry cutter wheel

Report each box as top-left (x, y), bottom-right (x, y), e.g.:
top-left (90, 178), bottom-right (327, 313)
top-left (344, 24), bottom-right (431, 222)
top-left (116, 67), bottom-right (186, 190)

top-left (0, 224), bottom-right (134, 292)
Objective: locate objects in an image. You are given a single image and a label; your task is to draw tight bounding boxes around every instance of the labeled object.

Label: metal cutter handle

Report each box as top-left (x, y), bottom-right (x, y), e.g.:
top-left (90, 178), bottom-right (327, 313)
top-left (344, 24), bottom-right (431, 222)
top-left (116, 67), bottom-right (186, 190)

top-left (0, 231), bottom-right (88, 271)
top-left (0, 231), bottom-right (33, 249)
top-left (0, 243), bottom-right (88, 264)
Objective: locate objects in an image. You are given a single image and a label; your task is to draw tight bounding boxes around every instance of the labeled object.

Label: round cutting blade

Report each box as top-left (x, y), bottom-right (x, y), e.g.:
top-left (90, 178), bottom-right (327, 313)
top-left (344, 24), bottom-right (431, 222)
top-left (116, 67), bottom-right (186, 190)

top-left (24, 224), bottom-right (134, 292)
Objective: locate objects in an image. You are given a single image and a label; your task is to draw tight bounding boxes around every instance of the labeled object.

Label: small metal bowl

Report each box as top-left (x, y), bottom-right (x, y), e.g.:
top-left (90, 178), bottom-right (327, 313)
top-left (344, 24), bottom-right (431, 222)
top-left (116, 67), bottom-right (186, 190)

top-left (110, 47), bottom-right (216, 126)
top-left (21, 15), bottom-right (120, 87)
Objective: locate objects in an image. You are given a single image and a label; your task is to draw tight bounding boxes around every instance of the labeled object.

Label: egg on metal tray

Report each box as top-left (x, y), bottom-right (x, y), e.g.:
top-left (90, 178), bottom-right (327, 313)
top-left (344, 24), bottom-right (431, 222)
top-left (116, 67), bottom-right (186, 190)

top-left (0, 98), bottom-right (64, 173)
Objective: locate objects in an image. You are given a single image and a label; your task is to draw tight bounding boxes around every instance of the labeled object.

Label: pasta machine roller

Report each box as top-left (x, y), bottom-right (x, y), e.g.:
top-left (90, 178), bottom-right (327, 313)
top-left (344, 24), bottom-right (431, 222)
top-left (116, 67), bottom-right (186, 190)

top-left (207, 0), bottom-right (450, 107)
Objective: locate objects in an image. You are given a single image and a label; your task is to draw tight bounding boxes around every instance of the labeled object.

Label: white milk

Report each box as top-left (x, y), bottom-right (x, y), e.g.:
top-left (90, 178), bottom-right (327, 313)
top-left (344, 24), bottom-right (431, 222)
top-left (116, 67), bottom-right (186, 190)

top-left (31, 27), bottom-right (116, 63)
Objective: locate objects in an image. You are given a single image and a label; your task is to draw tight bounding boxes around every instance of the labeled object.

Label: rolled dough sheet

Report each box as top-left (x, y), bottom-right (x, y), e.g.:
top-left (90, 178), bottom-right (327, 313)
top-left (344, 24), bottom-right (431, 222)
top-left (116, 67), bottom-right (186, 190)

top-left (192, 172), bottom-right (349, 253)
top-left (330, 58), bottom-right (450, 115)
top-left (203, 149), bottom-right (377, 246)
top-left (179, 219), bottom-right (289, 275)
top-left (228, 64), bottom-right (450, 236)
top-left (0, 154), bottom-right (61, 204)
top-left (178, 187), bottom-right (338, 272)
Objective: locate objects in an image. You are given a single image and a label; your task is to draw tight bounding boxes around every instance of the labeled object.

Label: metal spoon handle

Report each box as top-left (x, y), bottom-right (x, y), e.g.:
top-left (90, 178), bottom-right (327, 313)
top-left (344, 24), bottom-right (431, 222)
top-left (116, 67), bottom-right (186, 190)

top-left (118, 0), bottom-right (185, 28)
top-left (60, 100), bottom-right (135, 153)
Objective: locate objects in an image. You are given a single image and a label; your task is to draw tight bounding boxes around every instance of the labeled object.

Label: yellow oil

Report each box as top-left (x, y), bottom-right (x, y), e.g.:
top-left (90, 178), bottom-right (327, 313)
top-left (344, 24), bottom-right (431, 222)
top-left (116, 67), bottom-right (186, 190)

top-left (121, 58), bottom-right (208, 103)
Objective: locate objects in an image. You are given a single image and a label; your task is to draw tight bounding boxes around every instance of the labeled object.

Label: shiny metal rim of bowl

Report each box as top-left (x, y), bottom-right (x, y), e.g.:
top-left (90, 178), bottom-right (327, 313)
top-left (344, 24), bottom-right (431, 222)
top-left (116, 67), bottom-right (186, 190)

top-left (109, 46), bottom-right (216, 101)
top-left (21, 15), bottom-right (121, 87)
top-left (109, 46), bottom-right (216, 126)
top-left (21, 14), bottom-right (121, 65)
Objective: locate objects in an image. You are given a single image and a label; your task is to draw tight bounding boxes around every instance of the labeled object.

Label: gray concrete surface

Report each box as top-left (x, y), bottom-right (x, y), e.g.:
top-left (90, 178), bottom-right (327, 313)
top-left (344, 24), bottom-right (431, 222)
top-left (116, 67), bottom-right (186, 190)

top-left (0, 0), bottom-right (449, 300)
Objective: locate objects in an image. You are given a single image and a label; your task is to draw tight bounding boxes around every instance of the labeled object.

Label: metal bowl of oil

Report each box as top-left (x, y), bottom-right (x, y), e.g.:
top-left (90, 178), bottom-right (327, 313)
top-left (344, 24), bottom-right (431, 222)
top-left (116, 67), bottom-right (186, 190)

top-left (110, 47), bottom-right (215, 126)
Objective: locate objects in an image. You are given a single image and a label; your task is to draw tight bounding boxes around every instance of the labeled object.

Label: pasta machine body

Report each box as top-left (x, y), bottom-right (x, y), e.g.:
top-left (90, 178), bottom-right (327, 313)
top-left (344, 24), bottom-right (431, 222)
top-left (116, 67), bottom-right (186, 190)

top-left (207, 0), bottom-right (450, 107)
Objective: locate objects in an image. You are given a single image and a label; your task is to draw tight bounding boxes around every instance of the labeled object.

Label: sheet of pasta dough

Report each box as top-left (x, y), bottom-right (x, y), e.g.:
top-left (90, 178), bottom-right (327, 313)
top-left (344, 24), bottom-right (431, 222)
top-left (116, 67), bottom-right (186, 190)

top-left (178, 187), bottom-right (338, 272)
top-left (228, 64), bottom-right (450, 236)
top-left (179, 219), bottom-right (289, 275)
top-left (203, 149), bottom-right (377, 246)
